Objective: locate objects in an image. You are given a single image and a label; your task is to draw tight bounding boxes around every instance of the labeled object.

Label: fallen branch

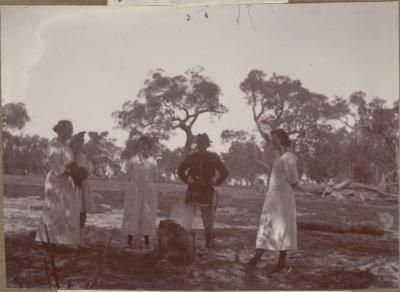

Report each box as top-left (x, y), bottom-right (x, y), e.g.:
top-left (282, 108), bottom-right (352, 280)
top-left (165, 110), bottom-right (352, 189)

top-left (44, 224), bottom-right (60, 288)
top-left (347, 182), bottom-right (397, 198)
top-left (299, 180), bottom-right (397, 199)
top-left (86, 230), bottom-right (113, 289)
top-left (43, 257), bottom-right (51, 288)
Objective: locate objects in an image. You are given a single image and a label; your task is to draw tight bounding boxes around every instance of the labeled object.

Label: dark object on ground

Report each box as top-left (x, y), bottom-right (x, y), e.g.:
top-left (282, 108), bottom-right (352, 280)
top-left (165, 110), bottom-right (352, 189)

top-left (158, 219), bottom-right (194, 263)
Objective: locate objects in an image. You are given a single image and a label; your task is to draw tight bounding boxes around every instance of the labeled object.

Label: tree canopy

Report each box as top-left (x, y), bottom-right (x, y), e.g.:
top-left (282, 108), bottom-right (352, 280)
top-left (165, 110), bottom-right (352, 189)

top-left (2, 102), bottom-right (30, 131)
top-left (113, 67), bottom-right (228, 156)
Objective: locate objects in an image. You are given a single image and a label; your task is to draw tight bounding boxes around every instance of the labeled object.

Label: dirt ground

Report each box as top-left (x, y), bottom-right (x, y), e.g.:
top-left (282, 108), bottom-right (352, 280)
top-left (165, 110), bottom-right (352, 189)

top-left (3, 175), bottom-right (399, 290)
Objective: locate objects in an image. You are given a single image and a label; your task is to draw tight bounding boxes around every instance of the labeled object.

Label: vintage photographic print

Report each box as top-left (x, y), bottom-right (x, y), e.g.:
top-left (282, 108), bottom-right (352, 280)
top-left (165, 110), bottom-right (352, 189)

top-left (1, 2), bottom-right (398, 290)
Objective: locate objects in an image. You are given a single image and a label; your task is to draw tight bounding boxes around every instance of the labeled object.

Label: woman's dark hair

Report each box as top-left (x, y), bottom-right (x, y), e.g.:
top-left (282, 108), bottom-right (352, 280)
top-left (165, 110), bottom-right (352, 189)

top-left (271, 129), bottom-right (291, 148)
top-left (53, 120), bottom-right (72, 135)
top-left (70, 131), bottom-right (86, 145)
top-left (137, 135), bottom-right (152, 149)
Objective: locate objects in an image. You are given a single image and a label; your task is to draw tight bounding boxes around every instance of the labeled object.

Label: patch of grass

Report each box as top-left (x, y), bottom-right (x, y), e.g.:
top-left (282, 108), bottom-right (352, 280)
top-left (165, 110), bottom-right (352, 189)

top-left (3, 184), bottom-right (44, 198)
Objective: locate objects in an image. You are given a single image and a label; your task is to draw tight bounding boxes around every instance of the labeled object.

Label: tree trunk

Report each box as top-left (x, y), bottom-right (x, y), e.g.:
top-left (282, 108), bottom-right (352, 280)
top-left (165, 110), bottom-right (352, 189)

top-left (183, 128), bottom-right (194, 158)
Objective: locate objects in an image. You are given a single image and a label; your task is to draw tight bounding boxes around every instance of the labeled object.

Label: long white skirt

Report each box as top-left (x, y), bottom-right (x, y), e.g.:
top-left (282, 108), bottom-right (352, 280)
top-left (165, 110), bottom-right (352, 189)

top-left (122, 181), bottom-right (158, 237)
top-left (36, 173), bottom-right (81, 245)
top-left (256, 186), bottom-right (297, 251)
top-left (79, 180), bottom-right (95, 213)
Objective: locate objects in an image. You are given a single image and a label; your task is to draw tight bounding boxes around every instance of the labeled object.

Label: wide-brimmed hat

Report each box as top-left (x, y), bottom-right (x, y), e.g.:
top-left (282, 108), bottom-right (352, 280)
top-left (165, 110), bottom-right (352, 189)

top-left (53, 120), bottom-right (72, 134)
top-left (196, 133), bottom-right (212, 146)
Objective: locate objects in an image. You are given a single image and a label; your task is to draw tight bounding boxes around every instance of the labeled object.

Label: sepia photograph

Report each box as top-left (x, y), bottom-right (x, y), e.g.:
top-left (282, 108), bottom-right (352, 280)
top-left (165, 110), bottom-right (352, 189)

top-left (1, 2), bottom-right (399, 290)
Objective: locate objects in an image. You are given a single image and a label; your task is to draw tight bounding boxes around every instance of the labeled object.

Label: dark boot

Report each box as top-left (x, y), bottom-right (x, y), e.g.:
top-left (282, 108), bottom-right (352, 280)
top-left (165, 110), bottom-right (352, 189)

top-left (144, 235), bottom-right (150, 247)
top-left (244, 248), bottom-right (265, 270)
top-left (127, 235), bottom-right (133, 245)
top-left (271, 250), bottom-right (286, 272)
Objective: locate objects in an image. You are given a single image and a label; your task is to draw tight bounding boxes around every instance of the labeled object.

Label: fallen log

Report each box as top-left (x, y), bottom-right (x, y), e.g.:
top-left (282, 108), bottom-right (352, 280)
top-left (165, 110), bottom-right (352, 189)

top-left (332, 180), bottom-right (351, 190)
top-left (298, 180), bottom-right (397, 199)
top-left (347, 182), bottom-right (397, 198)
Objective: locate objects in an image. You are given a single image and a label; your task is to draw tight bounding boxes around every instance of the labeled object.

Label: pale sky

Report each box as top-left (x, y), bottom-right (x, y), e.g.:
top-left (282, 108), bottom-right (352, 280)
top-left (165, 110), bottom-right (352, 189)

top-left (1, 2), bottom-right (398, 153)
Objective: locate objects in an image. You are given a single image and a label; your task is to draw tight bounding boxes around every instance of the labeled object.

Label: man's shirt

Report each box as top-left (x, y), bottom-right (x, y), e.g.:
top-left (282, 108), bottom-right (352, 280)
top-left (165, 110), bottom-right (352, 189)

top-left (177, 151), bottom-right (228, 190)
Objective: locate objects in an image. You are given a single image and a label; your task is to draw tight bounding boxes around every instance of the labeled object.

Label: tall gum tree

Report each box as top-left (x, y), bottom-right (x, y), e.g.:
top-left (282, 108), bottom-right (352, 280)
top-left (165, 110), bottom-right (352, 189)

top-left (113, 67), bottom-right (228, 156)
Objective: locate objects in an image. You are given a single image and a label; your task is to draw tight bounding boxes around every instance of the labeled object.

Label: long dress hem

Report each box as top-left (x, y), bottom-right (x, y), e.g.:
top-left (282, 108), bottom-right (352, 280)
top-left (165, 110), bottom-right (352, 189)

top-left (255, 151), bottom-right (299, 251)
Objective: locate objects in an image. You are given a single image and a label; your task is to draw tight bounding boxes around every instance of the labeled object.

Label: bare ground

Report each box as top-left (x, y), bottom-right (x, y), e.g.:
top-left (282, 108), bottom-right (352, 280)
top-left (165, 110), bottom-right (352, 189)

top-left (3, 175), bottom-right (399, 290)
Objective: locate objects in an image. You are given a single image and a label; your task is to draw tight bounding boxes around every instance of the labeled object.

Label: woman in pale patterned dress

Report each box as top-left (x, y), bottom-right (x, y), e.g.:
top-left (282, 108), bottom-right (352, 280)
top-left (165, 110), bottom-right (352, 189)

top-left (70, 131), bottom-right (95, 244)
top-left (35, 120), bottom-right (81, 247)
top-left (246, 129), bottom-right (304, 272)
top-left (122, 136), bottom-right (158, 250)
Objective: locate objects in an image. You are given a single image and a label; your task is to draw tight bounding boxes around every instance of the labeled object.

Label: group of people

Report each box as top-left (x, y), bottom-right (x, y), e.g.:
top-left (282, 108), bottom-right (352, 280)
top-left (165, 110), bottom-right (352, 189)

top-left (35, 119), bottom-right (302, 272)
top-left (35, 120), bottom-right (95, 247)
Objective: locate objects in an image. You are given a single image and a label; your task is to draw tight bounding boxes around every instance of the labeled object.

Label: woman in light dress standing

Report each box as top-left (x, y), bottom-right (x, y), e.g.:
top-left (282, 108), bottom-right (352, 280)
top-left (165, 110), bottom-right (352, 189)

top-left (122, 136), bottom-right (158, 251)
top-left (69, 131), bottom-right (95, 244)
top-left (36, 120), bottom-right (81, 248)
top-left (246, 129), bottom-right (303, 272)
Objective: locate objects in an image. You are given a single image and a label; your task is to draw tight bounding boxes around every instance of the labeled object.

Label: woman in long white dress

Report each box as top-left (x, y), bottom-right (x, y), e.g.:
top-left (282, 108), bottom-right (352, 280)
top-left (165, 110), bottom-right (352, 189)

top-left (70, 132), bottom-right (95, 243)
top-left (122, 136), bottom-right (158, 250)
top-left (246, 129), bottom-right (303, 272)
top-left (35, 120), bottom-right (81, 247)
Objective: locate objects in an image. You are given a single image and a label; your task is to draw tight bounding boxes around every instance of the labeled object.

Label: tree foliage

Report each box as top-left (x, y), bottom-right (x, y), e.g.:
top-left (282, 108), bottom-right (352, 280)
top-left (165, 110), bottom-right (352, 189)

top-left (240, 70), bottom-right (336, 145)
top-left (1, 102), bottom-right (49, 175)
top-left (2, 102), bottom-right (31, 131)
top-left (3, 134), bottom-right (49, 175)
top-left (157, 147), bottom-right (184, 181)
top-left (240, 70), bottom-right (398, 187)
top-left (113, 67), bottom-right (228, 156)
top-left (85, 131), bottom-right (122, 177)
top-left (220, 130), bottom-right (263, 186)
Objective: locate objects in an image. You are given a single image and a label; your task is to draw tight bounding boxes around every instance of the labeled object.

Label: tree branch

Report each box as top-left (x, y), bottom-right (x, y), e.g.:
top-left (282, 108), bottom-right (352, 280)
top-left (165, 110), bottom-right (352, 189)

top-left (175, 101), bottom-right (190, 121)
top-left (274, 93), bottom-right (286, 122)
top-left (246, 5), bottom-right (256, 31)
top-left (338, 117), bottom-right (355, 130)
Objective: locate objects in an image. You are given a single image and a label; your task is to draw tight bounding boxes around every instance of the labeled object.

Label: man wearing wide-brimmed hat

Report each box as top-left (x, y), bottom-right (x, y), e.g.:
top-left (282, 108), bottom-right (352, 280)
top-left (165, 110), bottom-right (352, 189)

top-left (177, 133), bottom-right (228, 251)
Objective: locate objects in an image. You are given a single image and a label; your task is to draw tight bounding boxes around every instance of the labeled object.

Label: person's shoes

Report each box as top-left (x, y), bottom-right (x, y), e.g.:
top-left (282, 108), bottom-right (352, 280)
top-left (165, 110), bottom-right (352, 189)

top-left (242, 258), bottom-right (258, 271)
top-left (269, 263), bottom-right (286, 273)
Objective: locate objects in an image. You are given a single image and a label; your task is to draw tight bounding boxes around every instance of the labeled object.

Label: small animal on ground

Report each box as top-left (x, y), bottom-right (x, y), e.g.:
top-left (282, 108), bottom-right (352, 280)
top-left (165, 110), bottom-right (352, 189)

top-left (158, 219), bottom-right (195, 263)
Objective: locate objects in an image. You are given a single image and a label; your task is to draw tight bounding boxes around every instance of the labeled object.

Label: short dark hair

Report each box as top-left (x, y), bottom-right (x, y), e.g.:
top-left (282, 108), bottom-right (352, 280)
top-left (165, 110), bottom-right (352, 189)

top-left (70, 131), bottom-right (86, 146)
top-left (271, 129), bottom-right (291, 147)
top-left (137, 135), bottom-right (152, 149)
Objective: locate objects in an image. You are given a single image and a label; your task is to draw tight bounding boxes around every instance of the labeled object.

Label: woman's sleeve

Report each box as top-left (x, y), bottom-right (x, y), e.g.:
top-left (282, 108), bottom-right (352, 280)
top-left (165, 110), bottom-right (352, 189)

top-left (48, 145), bottom-right (69, 177)
top-left (126, 158), bottom-right (134, 181)
top-left (284, 155), bottom-right (299, 185)
top-left (153, 158), bottom-right (159, 182)
top-left (81, 154), bottom-right (93, 174)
